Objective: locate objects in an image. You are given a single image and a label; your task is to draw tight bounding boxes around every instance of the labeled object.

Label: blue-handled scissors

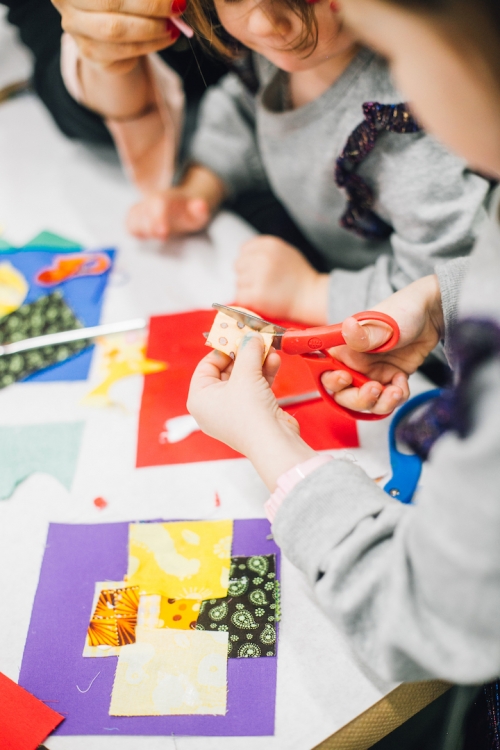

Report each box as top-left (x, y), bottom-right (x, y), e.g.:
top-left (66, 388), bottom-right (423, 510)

top-left (383, 389), bottom-right (442, 504)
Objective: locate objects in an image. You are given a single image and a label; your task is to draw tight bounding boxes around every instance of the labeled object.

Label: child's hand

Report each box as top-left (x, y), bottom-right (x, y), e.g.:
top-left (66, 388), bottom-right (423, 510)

top-left (322, 275), bottom-right (445, 415)
top-left (235, 236), bottom-right (329, 324)
top-left (126, 189), bottom-right (210, 240)
top-left (187, 332), bottom-right (316, 489)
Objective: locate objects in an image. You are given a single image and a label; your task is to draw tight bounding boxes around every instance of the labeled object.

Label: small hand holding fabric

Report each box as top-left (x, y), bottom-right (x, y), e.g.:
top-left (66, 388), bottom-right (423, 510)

top-left (235, 236), bottom-right (330, 325)
top-left (321, 275), bottom-right (444, 415)
top-left (187, 333), bottom-right (316, 490)
top-left (127, 189), bottom-right (211, 239)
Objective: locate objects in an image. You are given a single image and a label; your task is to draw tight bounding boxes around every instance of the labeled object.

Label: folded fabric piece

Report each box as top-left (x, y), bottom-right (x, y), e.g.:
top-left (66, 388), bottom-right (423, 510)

top-left (83, 581), bottom-right (140, 657)
top-left (127, 520), bottom-right (233, 600)
top-left (137, 594), bottom-right (200, 630)
top-left (196, 555), bottom-right (279, 658)
top-left (109, 627), bottom-right (228, 716)
top-left (0, 291), bottom-right (87, 387)
top-left (0, 421), bottom-right (85, 500)
top-left (0, 671), bottom-right (64, 748)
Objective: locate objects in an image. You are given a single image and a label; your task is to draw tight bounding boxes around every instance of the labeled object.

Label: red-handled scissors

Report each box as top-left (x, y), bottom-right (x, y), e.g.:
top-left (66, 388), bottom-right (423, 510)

top-left (212, 304), bottom-right (400, 421)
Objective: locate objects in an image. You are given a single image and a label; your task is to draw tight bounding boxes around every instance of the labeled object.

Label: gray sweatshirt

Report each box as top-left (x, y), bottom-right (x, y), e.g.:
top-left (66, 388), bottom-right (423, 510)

top-left (190, 49), bottom-right (490, 322)
top-left (273, 188), bottom-right (500, 685)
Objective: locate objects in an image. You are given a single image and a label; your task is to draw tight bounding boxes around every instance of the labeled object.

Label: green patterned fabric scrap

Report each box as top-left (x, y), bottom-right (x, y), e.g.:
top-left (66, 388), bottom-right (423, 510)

top-left (0, 292), bottom-right (87, 388)
top-left (196, 554), bottom-right (279, 658)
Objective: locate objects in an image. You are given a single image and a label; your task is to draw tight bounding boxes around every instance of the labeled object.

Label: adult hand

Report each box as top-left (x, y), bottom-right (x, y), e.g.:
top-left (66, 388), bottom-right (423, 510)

top-left (321, 274), bottom-right (445, 415)
top-left (187, 334), bottom-right (316, 489)
top-left (52, 0), bottom-right (185, 74)
top-left (235, 236), bottom-right (329, 324)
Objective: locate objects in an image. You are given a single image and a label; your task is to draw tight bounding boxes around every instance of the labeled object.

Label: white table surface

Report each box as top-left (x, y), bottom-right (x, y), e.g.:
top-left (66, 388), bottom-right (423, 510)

top-left (0, 16), bottom-right (428, 749)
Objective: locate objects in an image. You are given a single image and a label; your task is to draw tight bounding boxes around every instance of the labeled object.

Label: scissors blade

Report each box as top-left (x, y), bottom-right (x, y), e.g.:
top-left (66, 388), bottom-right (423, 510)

top-left (212, 304), bottom-right (287, 348)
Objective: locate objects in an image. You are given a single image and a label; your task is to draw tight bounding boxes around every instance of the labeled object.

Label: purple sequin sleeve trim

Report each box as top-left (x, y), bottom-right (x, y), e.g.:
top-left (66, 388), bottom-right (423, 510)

top-left (335, 102), bottom-right (421, 240)
top-left (397, 318), bottom-right (500, 460)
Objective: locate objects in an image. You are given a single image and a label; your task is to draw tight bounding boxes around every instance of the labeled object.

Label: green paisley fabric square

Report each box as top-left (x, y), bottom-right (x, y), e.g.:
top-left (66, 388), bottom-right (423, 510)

top-left (196, 555), bottom-right (279, 659)
top-left (0, 292), bottom-right (87, 388)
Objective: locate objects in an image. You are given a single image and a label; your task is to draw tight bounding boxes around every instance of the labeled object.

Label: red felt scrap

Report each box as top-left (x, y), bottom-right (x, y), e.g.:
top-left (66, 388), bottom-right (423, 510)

top-left (136, 310), bottom-right (358, 467)
top-left (0, 671), bottom-right (64, 749)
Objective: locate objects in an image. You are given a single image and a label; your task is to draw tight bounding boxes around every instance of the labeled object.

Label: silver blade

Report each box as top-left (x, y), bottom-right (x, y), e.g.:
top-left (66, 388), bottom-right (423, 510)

top-left (278, 390), bottom-right (320, 408)
top-left (0, 318), bottom-right (147, 356)
top-left (212, 303), bottom-right (286, 348)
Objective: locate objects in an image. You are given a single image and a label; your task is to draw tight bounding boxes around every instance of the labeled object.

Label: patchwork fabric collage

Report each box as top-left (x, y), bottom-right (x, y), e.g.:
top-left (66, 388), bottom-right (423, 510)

top-left (19, 518), bottom-right (280, 736)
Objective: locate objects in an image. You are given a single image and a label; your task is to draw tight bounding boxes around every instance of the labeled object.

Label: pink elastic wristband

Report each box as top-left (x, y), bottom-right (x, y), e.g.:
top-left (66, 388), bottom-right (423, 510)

top-left (264, 454), bottom-right (333, 523)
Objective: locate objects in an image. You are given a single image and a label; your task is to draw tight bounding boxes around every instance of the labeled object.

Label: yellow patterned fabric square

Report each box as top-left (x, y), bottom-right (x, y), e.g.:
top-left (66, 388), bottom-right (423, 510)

top-left (109, 627), bottom-right (228, 716)
top-left (137, 594), bottom-right (200, 630)
top-left (126, 520), bottom-right (233, 600)
top-left (83, 581), bottom-right (140, 658)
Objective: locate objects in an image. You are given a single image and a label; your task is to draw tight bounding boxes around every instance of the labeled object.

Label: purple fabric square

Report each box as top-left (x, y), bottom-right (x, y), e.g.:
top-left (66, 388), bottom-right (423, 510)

top-left (19, 519), bottom-right (278, 736)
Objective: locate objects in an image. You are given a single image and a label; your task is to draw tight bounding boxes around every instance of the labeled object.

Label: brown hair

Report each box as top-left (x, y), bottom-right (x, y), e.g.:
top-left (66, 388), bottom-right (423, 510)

top-left (184, 0), bottom-right (319, 58)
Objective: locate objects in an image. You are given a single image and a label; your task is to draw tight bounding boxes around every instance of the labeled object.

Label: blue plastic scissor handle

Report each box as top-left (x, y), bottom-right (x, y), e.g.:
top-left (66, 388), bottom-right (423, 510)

top-left (383, 389), bottom-right (442, 505)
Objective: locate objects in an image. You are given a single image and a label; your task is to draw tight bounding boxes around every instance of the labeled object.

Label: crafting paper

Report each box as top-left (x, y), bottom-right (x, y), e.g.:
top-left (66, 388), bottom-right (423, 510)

top-left (109, 627), bottom-right (228, 716)
top-left (19, 519), bottom-right (278, 735)
top-left (83, 582), bottom-right (140, 657)
top-left (206, 307), bottom-right (274, 362)
top-left (0, 292), bottom-right (88, 388)
top-left (0, 671), bottom-right (64, 748)
top-left (0, 422), bottom-right (84, 500)
top-left (83, 335), bottom-right (166, 408)
top-left (0, 247), bottom-right (114, 382)
top-left (197, 555), bottom-right (279, 658)
top-left (127, 520), bottom-right (233, 599)
top-left (137, 311), bottom-right (358, 467)
top-left (0, 261), bottom-right (28, 317)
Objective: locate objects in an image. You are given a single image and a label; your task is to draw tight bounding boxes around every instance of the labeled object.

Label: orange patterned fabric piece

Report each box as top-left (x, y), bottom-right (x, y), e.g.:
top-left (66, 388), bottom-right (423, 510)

top-left (158, 597), bottom-right (200, 630)
top-left (87, 586), bottom-right (140, 648)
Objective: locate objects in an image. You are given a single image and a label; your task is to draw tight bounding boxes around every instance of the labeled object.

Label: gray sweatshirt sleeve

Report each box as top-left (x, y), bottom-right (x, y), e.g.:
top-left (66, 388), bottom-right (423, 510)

top-left (327, 133), bottom-right (489, 322)
top-left (272, 358), bottom-right (500, 684)
top-left (189, 73), bottom-right (268, 197)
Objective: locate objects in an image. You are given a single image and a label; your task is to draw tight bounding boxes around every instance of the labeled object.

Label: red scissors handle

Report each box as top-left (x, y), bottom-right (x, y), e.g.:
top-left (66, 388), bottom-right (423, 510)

top-left (281, 311), bottom-right (399, 356)
top-left (301, 352), bottom-right (390, 421)
top-left (295, 311), bottom-right (401, 421)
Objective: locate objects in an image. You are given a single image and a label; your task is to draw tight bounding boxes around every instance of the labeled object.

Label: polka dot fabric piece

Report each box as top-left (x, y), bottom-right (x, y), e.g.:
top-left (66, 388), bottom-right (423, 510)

top-left (196, 555), bottom-right (279, 658)
top-left (205, 307), bottom-right (274, 363)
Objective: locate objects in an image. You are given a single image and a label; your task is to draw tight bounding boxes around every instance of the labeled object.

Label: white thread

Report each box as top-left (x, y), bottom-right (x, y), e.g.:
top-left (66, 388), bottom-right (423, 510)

top-left (76, 671), bottom-right (101, 693)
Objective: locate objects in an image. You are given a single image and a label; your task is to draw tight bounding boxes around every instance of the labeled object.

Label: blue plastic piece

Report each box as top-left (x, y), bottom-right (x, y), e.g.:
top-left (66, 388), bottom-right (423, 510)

top-left (384, 389), bottom-right (441, 504)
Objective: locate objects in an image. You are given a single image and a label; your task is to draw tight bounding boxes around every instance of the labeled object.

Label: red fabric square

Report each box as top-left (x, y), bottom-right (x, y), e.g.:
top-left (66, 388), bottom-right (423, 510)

top-left (137, 310), bottom-right (358, 467)
top-left (0, 671), bottom-right (64, 749)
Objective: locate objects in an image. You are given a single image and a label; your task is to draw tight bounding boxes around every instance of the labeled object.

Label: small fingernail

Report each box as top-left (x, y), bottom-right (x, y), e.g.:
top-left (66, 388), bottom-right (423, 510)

top-left (391, 392), bottom-right (403, 402)
top-left (370, 387), bottom-right (381, 398)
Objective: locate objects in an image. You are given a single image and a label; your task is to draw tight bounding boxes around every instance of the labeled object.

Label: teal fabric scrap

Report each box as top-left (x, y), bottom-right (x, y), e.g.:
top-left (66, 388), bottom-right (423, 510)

top-left (0, 422), bottom-right (85, 499)
top-left (0, 231), bottom-right (81, 253)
